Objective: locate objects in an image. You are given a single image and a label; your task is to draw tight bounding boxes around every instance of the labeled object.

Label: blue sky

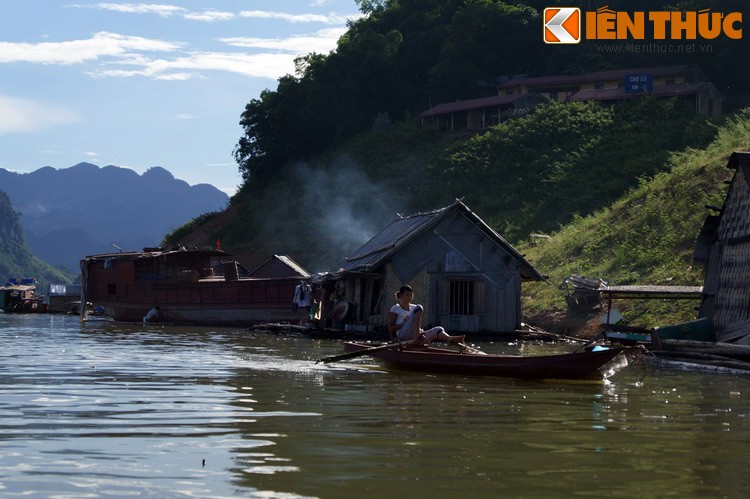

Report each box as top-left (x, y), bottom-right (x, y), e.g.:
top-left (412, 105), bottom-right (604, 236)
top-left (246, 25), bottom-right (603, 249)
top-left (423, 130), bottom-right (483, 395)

top-left (0, 1), bottom-right (362, 195)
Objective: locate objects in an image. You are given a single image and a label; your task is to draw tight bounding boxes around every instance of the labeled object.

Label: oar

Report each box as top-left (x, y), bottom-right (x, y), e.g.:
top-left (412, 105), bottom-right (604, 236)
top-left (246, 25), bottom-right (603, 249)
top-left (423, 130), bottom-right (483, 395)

top-left (316, 339), bottom-right (418, 364)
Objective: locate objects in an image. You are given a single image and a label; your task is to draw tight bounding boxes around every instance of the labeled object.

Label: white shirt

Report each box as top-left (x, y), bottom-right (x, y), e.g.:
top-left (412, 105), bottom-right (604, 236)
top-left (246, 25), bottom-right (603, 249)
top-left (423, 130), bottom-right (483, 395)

top-left (390, 303), bottom-right (420, 340)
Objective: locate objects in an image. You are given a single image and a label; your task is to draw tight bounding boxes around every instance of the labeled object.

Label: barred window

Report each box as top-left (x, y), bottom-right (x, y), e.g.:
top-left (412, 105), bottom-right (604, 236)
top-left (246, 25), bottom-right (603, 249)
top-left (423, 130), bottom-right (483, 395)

top-left (449, 280), bottom-right (474, 315)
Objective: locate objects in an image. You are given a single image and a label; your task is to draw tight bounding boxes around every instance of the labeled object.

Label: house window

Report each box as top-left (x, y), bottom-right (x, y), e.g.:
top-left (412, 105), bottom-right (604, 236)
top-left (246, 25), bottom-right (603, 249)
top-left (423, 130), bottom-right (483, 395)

top-left (595, 83), bottom-right (604, 89)
top-left (667, 78), bottom-right (676, 85)
top-left (449, 280), bottom-right (475, 315)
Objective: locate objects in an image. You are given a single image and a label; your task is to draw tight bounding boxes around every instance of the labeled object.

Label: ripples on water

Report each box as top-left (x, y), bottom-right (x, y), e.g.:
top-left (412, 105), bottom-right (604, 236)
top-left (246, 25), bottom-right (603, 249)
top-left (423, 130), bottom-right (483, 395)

top-left (1, 314), bottom-right (749, 498)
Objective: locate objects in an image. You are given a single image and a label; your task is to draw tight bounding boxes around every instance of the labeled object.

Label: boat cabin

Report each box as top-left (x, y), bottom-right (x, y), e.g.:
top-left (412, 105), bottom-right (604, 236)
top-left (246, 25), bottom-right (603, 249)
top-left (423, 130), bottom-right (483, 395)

top-left (1, 279), bottom-right (45, 313)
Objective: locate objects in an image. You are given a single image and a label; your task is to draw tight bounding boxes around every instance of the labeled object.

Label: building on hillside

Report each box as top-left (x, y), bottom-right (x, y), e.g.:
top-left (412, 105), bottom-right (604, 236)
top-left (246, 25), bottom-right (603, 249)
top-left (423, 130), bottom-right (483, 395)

top-left (418, 93), bottom-right (547, 132)
top-left (497, 65), bottom-right (722, 117)
top-left (317, 201), bottom-right (545, 335)
top-left (694, 152), bottom-right (750, 341)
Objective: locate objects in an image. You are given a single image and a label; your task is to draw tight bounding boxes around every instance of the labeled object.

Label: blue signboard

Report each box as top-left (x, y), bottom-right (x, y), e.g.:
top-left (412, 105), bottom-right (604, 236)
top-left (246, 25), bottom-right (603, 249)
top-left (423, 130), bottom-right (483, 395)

top-left (624, 74), bottom-right (653, 93)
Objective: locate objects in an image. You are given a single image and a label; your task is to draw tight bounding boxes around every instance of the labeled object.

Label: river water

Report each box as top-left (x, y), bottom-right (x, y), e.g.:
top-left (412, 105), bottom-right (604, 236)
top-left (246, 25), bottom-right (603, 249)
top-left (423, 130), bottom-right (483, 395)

top-left (1, 314), bottom-right (748, 498)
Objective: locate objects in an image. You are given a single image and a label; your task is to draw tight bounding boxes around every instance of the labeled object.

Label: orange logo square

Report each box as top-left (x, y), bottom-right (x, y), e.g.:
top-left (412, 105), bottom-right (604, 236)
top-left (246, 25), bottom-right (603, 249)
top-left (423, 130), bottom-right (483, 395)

top-left (543, 7), bottom-right (581, 44)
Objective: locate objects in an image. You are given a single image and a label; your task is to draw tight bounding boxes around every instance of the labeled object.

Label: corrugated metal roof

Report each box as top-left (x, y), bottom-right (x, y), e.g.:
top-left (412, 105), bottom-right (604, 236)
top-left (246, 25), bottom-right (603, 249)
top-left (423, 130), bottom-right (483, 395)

top-left (274, 255), bottom-right (310, 277)
top-left (248, 254), bottom-right (310, 278)
top-left (83, 248), bottom-right (229, 261)
top-left (497, 65), bottom-right (692, 89)
top-left (335, 201), bottom-right (544, 281)
top-left (418, 94), bottom-right (527, 118)
top-left (567, 83), bottom-right (711, 102)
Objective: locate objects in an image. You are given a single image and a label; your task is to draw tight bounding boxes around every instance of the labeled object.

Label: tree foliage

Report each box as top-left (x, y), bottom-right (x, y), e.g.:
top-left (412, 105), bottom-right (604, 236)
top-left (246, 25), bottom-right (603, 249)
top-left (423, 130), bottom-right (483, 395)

top-left (233, 0), bottom-right (750, 186)
top-left (422, 99), bottom-right (715, 240)
top-left (0, 189), bottom-right (74, 287)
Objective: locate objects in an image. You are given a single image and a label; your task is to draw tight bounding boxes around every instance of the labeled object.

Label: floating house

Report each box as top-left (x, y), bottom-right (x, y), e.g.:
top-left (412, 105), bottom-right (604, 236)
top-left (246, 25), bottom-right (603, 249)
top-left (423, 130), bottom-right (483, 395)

top-left (47, 283), bottom-right (83, 313)
top-left (318, 201), bottom-right (544, 334)
top-left (0, 278), bottom-right (45, 313)
top-left (695, 152), bottom-right (750, 341)
top-left (80, 248), bottom-right (308, 325)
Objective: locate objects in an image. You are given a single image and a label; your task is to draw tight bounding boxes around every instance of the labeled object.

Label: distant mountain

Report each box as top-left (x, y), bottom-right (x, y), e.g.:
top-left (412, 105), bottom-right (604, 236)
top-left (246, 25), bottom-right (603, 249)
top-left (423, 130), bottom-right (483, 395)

top-left (0, 188), bottom-right (74, 287)
top-left (0, 163), bottom-right (229, 273)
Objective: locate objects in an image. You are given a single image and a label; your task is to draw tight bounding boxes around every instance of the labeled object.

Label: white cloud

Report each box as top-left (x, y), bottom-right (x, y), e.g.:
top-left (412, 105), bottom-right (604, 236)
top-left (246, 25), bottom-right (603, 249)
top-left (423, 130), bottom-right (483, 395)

top-left (239, 10), bottom-right (353, 24)
top-left (0, 32), bottom-right (182, 65)
top-left (81, 3), bottom-right (187, 17)
top-left (0, 96), bottom-right (81, 134)
top-left (76, 3), bottom-right (359, 24)
top-left (88, 51), bottom-right (296, 80)
top-left (183, 10), bottom-right (235, 22)
top-left (175, 113), bottom-right (196, 119)
top-left (220, 27), bottom-right (346, 54)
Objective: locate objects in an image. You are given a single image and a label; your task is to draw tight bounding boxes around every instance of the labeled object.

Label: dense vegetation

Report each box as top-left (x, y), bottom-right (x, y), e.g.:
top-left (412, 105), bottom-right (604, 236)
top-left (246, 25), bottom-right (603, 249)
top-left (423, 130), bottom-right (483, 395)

top-left (0, 190), bottom-right (75, 290)
top-left (421, 99), bottom-right (715, 241)
top-left (167, 0), bottom-right (750, 329)
top-left (234, 0), bottom-right (750, 185)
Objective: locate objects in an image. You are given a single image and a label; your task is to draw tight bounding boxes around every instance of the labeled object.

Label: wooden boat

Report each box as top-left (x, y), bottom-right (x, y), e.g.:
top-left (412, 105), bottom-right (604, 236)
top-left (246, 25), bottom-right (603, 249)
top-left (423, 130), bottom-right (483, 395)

top-left (1, 280), bottom-right (47, 313)
top-left (80, 247), bottom-right (304, 325)
top-left (342, 342), bottom-right (636, 380)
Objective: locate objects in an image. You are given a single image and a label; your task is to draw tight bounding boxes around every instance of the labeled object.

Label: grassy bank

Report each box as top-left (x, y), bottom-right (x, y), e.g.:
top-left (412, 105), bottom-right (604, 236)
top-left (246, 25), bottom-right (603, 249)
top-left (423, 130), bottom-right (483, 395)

top-left (520, 109), bottom-right (750, 329)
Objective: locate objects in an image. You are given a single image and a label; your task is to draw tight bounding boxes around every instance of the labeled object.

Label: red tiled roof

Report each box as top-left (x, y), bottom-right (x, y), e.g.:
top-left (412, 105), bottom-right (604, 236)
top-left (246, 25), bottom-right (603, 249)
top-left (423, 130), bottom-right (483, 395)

top-left (567, 83), bottom-right (709, 102)
top-left (497, 65), bottom-right (692, 89)
top-left (419, 94), bottom-right (526, 118)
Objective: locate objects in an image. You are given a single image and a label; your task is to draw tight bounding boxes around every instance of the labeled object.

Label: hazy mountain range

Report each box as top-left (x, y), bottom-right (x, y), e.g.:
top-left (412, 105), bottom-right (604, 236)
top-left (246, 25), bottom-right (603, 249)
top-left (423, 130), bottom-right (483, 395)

top-left (0, 163), bottom-right (229, 273)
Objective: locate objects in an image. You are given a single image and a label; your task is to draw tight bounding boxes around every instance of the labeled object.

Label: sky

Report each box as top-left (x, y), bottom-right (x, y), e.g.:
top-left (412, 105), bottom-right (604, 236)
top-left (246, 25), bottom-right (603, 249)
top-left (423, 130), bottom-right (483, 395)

top-left (0, 1), bottom-right (362, 195)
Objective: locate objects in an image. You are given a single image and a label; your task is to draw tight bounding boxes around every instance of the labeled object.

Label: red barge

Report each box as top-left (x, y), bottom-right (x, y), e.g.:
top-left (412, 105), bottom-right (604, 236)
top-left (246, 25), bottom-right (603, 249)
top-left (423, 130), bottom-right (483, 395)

top-left (80, 248), bottom-right (305, 325)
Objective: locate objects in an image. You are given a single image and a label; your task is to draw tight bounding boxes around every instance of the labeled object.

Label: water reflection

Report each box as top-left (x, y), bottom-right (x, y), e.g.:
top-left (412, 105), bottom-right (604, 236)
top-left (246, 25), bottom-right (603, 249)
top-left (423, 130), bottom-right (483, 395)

top-left (1, 314), bottom-right (749, 497)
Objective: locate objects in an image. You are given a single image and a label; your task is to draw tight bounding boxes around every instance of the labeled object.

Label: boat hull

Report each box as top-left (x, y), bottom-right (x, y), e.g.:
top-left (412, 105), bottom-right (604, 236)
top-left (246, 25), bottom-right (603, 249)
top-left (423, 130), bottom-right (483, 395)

top-left (99, 300), bottom-right (296, 326)
top-left (343, 342), bottom-right (632, 380)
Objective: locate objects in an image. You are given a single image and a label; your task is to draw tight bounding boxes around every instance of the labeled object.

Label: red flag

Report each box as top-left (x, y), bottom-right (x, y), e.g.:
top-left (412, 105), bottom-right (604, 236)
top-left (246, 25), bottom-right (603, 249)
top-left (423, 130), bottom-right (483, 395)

top-left (216, 236), bottom-right (221, 250)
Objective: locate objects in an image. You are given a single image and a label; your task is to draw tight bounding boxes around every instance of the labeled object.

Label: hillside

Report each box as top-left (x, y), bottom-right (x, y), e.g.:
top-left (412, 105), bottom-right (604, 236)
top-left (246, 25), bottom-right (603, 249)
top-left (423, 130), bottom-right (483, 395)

top-left (0, 163), bottom-right (229, 272)
top-left (520, 110), bottom-right (750, 333)
top-left (0, 189), bottom-right (75, 289)
top-left (167, 98), bottom-right (716, 272)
